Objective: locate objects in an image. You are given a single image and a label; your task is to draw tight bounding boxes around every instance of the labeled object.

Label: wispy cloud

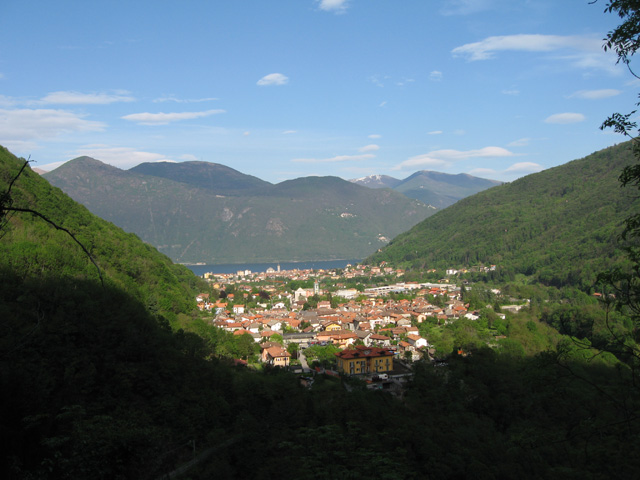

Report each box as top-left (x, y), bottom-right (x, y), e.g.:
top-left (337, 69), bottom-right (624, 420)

top-left (0, 95), bottom-right (18, 107)
top-left (368, 74), bottom-right (387, 87)
top-left (395, 146), bottom-right (515, 170)
top-left (544, 112), bottom-right (585, 124)
top-left (429, 70), bottom-right (443, 81)
top-left (257, 73), bottom-right (289, 86)
top-left (428, 130), bottom-right (443, 135)
top-left (282, 130), bottom-right (297, 134)
top-left (292, 153), bottom-right (374, 163)
top-left (73, 145), bottom-right (172, 168)
top-left (358, 144), bottom-right (380, 153)
top-left (505, 161), bottom-right (543, 173)
top-left (317, 0), bottom-right (349, 13)
top-left (469, 161), bottom-right (543, 179)
top-left (0, 108), bottom-right (105, 146)
top-left (508, 137), bottom-right (530, 147)
top-left (153, 95), bottom-right (218, 103)
top-left (122, 109), bottom-right (225, 125)
top-left (39, 90), bottom-right (135, 105)
top-left (502, 89), bottom-right (520, 96)
top-left (568, 89), bottom-right (621, 100)
top-left (452, 34), bottom-right (606, 68)
top-left (368, 134), bottom-right (381, 139)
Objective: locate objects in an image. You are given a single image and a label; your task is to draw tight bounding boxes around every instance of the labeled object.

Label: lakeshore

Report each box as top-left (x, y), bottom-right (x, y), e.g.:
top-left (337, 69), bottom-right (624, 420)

top-left (185, 259), bottom-right (362, 276)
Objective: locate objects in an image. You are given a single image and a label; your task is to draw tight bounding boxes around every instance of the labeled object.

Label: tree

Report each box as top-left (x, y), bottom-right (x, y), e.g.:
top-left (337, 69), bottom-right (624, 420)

top-left (593, 0), bottom-right (640, 374)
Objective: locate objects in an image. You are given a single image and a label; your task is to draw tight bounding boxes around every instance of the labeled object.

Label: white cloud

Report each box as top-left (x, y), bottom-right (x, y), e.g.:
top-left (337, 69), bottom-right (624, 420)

top-left (468, 167), bottom-right (498, 177)
top-left (379, 101), bottom-right (387, 107)
top-left (121, 109), bottom-right (225, 125)
top-left (505, 162), bottom-right (543, 173)
top-left (358, 144), bottom-right (380, 153)
top-left (502, 89), bottom-right (520, 96)
top-left (368, 134), bottom-right (381, 139)
top-left (282, 130), bottom-right (297, 134)
top-left (73, 145), bottom-right (172, 169)
top-left (508, 137), bottom-right (530, 147)
top-left (317, 0), bottom-right (349, 13)
top-left (179, 154), bottom-right (199, 161)
top-left (568, 89), bottom-right (621, 100)
top-left (368, 74), bottom-right (388, 87)
top-left (397, 78), bottom-right (415, 86)
top-left (429, 70), bottom-right (443, 81)
top-left (428, 130), bottom-right (443, 135)
top-left (0, 108), bottom-right (105, 144)
top-left (292, 153), bottom-right (375, 163)
top-left (395, 146), bottom-right (514, 170)
top-left (243, 131), bottom-right (250, 136)
top-left (544, 112), bottom-right (585, 124)
top-left (257, 73), bottom-right (289, 86)
top-left (40, 90), bottom-right (135, 105)
top-left (0, 95), bottom-right (18, 107)
top-left (452, 34), bottom-right (603, 63)
top-left (153, 96), bottom-right (218, 103)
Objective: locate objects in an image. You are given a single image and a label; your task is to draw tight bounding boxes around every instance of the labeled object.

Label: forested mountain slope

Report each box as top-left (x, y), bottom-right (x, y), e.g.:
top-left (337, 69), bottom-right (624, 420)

top-left (367, 142), bottom-right (639, 288)
top-left (44, 157), bottom-right (432, 263)
top-left (0, 147), bottom-right (202, 317)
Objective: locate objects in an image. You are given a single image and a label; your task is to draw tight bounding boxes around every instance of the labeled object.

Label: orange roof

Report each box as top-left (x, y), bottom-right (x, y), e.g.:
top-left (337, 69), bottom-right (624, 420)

top-left (335, 345), bottom-right (394, 360)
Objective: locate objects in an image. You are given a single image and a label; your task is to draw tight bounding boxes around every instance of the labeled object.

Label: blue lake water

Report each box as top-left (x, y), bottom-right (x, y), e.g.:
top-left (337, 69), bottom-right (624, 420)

top-left (185, 259), bottom-right (362, 276)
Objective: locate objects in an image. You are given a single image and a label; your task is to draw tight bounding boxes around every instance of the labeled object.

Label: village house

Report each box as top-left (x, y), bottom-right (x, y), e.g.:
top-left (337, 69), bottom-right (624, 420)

top-left (335, 346), bottom-right (394, 375)
top-left (260, 343), bottom-right (291, 367)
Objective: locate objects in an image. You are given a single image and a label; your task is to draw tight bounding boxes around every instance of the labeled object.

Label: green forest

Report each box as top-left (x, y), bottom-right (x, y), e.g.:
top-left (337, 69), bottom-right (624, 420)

top-left (366, 141), bottom-right (639, 290)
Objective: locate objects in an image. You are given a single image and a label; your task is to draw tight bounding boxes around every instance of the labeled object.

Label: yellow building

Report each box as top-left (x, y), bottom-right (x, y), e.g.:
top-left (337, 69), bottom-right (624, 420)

top-left (335, 346), bottom-right (394, 375)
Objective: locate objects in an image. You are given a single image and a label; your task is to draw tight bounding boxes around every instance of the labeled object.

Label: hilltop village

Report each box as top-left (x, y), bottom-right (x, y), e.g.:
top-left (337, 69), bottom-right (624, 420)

top-left (196, 262), bottom-right (509, 384)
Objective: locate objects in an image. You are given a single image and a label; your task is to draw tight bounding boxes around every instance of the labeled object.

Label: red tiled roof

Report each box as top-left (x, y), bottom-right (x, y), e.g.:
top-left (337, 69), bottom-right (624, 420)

top-left (335, 345), bottom-right (394, 360)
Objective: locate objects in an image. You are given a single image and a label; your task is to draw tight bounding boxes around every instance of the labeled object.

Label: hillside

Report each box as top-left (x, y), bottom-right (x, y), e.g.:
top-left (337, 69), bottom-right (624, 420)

top-left (0, 147), bottom-right (202, 318)
top-left (44, 158), bottom-right (433, 263)
top-left (366, 142), bottom-right (639, 288)
top-left (351, 171), bottom-right (501, 208)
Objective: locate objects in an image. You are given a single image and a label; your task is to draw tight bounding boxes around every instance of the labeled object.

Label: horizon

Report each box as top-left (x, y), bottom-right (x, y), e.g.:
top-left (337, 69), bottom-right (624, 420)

top-left (0, 0), bottom-right (634, 183)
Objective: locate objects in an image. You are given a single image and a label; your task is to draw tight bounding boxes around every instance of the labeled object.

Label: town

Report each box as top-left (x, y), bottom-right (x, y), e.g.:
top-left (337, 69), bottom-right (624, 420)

top-left (194, 262), bottom-right (511, 390)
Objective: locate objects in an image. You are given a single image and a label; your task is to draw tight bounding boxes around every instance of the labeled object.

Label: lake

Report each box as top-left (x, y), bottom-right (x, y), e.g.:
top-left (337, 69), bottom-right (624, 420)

top-left (185, 259), bottom-right (362, 276)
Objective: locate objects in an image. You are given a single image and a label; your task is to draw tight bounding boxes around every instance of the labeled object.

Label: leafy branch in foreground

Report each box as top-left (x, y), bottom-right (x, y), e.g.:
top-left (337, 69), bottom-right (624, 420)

top-left (0, 158), bottom-right (104, 286)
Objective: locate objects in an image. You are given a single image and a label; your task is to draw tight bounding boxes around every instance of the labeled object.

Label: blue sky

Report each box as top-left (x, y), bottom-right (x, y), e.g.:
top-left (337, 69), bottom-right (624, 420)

top-left (0, 0), bottom-right (636, 183)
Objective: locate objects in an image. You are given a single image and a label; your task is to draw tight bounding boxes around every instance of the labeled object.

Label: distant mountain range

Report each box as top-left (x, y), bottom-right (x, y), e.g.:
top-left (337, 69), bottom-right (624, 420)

top-left (366, 142), bottom-right (639, 289)
top-left (43, 158), bottom-right (438, 264)
top-left (350, 171), bottom-right (502, 208)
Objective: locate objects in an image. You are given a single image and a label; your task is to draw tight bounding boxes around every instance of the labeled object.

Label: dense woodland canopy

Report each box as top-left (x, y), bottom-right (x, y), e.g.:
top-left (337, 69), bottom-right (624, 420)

top-left (367, 141), bottom-right (640, 290)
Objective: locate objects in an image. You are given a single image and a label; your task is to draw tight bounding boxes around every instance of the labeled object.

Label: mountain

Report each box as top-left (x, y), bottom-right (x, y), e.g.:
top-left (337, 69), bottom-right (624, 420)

top-left (349, 174), bottom-right (402, 189)
top-left (351, 170), bottom-right (502, 209)
top-left (130, 160), bottom-right (272, 195)
top-left (44, 158), bottom-right (433, 264)
top-left (366, 142), bottom-right (639, 289)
